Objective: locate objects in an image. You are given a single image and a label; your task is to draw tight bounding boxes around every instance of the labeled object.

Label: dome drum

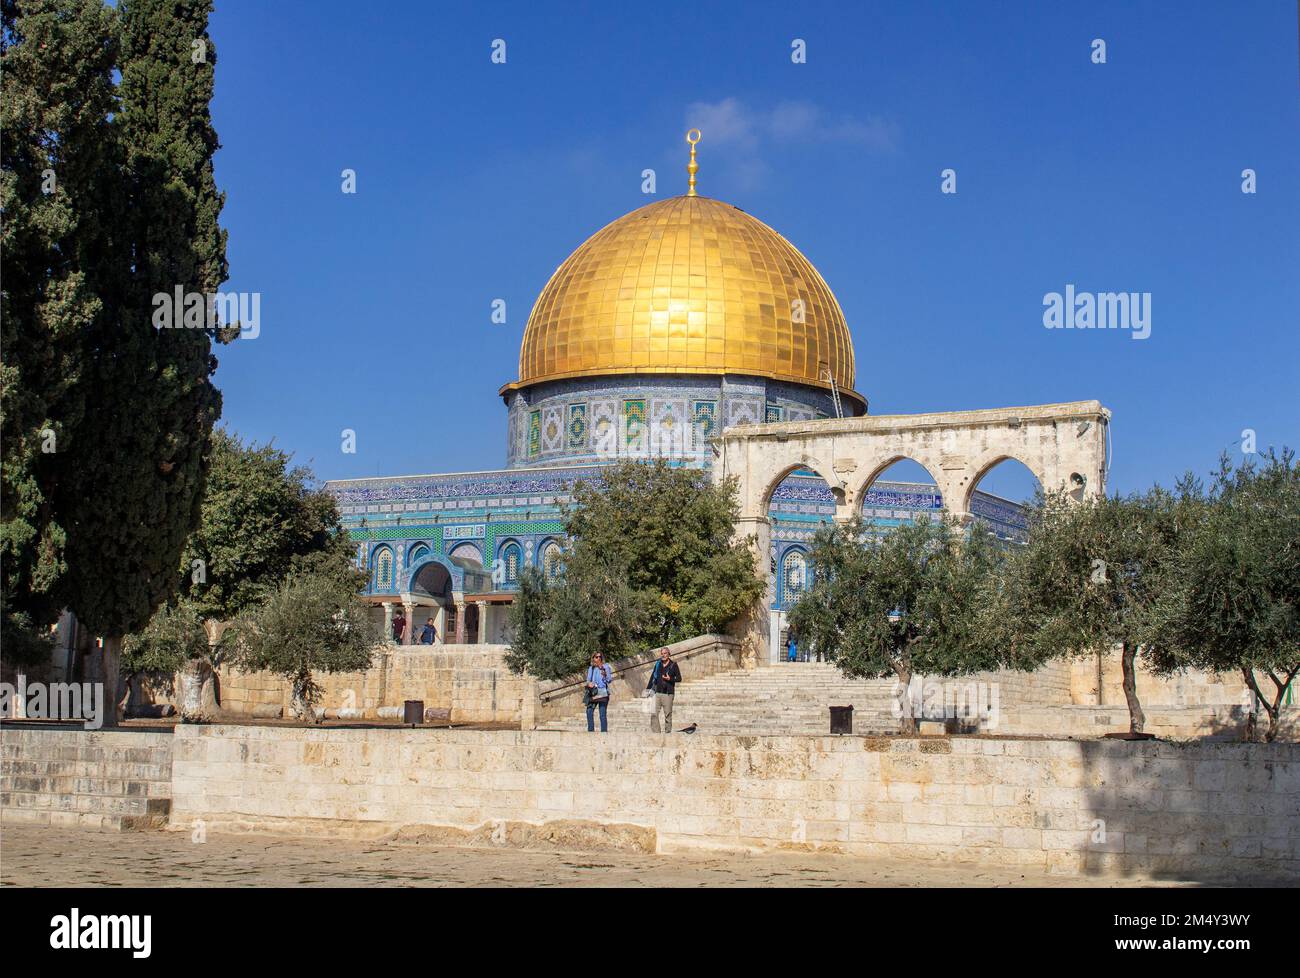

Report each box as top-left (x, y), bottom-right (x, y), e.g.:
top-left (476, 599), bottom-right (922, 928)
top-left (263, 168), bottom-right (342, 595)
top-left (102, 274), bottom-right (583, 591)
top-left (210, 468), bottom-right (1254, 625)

top-left (504, 373), bottom-right (856, 469)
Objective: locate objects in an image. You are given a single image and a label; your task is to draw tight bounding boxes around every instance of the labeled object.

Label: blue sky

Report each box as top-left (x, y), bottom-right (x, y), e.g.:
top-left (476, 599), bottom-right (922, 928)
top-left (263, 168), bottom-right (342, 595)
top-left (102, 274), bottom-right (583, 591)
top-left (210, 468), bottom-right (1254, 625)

top-left (208, 0), bottom-right (1299, 500)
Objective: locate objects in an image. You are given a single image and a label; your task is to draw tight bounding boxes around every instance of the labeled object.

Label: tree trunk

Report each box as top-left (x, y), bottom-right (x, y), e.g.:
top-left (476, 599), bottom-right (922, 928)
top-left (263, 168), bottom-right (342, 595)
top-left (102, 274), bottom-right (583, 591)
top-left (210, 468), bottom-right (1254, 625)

top-left (200, 672), bottom-right (220, 715)
top-left (1245, 666), bottom-right (1299, 744)
top-left (101, 635), bottom-right (124, 728)
top-left (1241, 668), bottom-right (1261, 742)
top-left (290, 672), bottom-right (319, 723)
top-left (200, 624), bottom-right (226, 716)
top-left (1120, 642), bottom-right (1145, 735)
top-left (895, 665), bottom-right (917, 735)
top-left (179, 658), bottom-right (214, 723)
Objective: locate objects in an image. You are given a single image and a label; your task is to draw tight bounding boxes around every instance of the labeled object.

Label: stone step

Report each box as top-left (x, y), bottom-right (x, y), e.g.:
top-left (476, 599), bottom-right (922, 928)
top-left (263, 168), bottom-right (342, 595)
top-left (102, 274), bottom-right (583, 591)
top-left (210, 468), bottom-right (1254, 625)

top-left (0, 791), bottom-right (170, 830)
top-left (542, 706), bottom-right (901, 733)
top-left (543, 661), bottom-right (906, 734)
top-left (0, 728), bottom-right (174, 832)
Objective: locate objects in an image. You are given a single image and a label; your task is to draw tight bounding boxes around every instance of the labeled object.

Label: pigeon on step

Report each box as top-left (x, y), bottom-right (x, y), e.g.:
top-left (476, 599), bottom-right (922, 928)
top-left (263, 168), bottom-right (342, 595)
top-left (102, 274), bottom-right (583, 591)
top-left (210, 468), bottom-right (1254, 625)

top-left (680, 723), bottom-right (698, 734)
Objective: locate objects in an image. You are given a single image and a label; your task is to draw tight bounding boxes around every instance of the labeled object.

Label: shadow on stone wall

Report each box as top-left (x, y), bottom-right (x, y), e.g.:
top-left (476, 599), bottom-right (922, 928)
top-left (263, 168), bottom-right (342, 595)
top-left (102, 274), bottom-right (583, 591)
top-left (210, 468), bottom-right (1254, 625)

top-left (1075, 739), bottom-right (1298, 884)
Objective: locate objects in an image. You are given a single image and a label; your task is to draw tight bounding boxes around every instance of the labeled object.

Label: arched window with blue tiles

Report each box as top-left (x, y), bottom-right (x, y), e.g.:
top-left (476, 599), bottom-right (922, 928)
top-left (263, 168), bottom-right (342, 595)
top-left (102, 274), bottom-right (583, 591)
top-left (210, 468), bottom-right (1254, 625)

top-left (409, 543), bottom-right (430, 566)
top-left (498, 541), bottom-right (522, 587)
top-left (541, 540), bottom-right (563, 580)
top-left (372, 546), bottom-right (394, 592)
top-left (781, 548), bottom-right (808, 606)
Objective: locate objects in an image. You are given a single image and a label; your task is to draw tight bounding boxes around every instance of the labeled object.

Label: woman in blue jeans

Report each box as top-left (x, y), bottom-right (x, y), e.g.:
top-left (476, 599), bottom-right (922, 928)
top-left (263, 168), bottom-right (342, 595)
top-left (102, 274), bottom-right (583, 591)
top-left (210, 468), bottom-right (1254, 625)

top-left (585, 653), bottom-right (613, 732)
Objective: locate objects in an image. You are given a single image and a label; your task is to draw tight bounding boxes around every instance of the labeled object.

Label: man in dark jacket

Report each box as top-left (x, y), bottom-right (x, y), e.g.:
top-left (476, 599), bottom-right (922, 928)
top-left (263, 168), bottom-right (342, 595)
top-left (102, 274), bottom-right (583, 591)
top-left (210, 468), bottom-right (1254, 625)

top-left (646, 646), bottom-right (682, 733)
top-left (419, 618), bottom-right (437, 645)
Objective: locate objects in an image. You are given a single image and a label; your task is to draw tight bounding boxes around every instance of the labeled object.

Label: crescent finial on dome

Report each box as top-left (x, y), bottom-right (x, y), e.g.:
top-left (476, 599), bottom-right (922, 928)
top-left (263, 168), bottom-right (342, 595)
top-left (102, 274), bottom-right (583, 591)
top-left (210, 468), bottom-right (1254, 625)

top-left (685, 129), bottom-right (701, 196)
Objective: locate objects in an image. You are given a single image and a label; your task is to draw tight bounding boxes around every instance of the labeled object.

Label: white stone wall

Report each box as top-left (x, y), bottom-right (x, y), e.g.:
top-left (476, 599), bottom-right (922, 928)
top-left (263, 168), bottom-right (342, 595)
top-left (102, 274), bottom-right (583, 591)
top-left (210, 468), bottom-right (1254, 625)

top-left (206, 646), bottom-right (525, 724)
top-left (169, 725), bottom-right (1299, 880)
top-left (1, 728), bottom-right (173, 829)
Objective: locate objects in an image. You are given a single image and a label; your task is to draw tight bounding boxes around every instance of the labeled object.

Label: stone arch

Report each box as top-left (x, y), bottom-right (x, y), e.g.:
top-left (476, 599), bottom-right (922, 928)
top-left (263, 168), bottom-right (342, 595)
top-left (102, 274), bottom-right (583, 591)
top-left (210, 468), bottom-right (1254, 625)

top-left (757, 454), bottom-right (844, 514)
top-left (715, 399), bottom-right (1111, 669)
top-left (960, 450), bottom-right (1049, 515)
top-left (854, 454), bottom-right (949, 523)
top-left (964, 455), bottom-right (1042, 543)
top-left (409, 557), bottom-right (454, 601)
top-left (854, 454), bottom-right (945, 502)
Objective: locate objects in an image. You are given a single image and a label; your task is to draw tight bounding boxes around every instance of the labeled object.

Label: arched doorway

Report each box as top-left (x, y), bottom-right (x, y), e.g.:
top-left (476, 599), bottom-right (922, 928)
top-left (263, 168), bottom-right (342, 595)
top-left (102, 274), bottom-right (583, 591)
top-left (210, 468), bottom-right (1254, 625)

top-left (409, 560), bottom-right (453, 643)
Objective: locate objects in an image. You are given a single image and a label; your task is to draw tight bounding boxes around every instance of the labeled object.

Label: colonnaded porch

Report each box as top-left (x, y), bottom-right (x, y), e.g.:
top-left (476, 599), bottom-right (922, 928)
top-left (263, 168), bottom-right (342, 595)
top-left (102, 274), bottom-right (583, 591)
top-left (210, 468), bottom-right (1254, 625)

top-left (366, 552), bottom-right (514, 645)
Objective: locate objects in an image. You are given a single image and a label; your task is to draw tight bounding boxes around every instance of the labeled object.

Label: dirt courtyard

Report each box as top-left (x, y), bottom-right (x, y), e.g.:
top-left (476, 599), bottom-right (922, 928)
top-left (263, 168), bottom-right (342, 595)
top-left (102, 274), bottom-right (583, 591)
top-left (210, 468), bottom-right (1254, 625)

top-left (0, 825), bottom-right (1216, 887)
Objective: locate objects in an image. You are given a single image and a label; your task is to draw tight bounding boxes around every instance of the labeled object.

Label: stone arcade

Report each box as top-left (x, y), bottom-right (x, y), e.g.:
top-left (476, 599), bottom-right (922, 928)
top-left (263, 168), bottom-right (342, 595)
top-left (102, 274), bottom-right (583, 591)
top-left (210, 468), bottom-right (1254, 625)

top-left (718, 400), bottom-right (1109, 664)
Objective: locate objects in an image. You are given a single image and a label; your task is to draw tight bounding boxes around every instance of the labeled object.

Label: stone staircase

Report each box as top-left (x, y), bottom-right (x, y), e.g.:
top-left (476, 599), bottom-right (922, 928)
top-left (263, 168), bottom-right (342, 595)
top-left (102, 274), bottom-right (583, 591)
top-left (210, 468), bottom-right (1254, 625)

top-left (539, 663), bottom-right (903, 735)
top-left (0, 726), bottom-right (173, 830)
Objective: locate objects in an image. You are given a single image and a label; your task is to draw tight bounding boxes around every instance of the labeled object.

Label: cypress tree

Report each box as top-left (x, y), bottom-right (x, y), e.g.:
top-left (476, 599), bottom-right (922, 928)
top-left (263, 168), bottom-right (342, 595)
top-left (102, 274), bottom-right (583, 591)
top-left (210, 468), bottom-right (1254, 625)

top-left (54, 0), bottom-right (228, 720)
top-left (0, 0), bottom-right (118, 664)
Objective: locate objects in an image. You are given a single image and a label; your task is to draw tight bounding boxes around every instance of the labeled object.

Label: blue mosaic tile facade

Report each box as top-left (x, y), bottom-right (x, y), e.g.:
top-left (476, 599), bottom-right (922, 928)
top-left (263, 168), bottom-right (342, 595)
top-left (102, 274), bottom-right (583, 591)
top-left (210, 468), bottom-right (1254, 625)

top-left (331, 464), bottom-right (1025, 608)
top-left (501, 374), bottom-right (844, 470)
top-left (767, 472), bottom-right (1027, 609)
top-left (327, 374), bottom-right (1020, 608)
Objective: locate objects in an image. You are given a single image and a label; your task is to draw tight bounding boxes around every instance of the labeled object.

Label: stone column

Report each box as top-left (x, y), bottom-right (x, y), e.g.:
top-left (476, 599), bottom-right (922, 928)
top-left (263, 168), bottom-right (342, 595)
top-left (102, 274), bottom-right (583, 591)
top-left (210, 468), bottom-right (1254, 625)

top-left (402, 601), bottom-right (415, 645)
top-left (734, 515), bottom-right (771, 670)
top-left (454, 598), bottom-right (467, 644)
top-left (936, 471), bottom-right (972, 527)
top-left (434, 603), bottom-right (447, 645)
top-left (519, 675), bottom-right (538, 731)
top-left (382, 602), bottom-right (394, 644)
top-left (475, 601), bottom-right (488, 644)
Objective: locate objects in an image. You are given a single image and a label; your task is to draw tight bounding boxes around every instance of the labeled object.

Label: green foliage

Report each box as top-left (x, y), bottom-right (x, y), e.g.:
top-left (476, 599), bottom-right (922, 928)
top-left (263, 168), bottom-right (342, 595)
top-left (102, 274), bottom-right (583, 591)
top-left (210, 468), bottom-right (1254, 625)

top-left (788, 515), bottom-right (1012, 688)
top-left (0, 609), bottom-right (55, 670)
top-left (177, 427), bottom-right (360, 621)
top-left (3, 0), bottom-right (232, 720)
top-left (1006, 489), bottom-right (1180, 656)
top-left (997, 487), bottom-right (1185, 733)
top-left (121, 428), bottom-right (361, 682)
top-left (223, 571), bottom-right (374, 719)
top-left (122, 598), bottom-right (208, 676)
top-left (504, 562), bottom-right (655, 679)
top-left (0, 0), bottom-right (118, 652)
top-left (506, 460), bottom-right (764, 680)
top-left (54, 0), bottom-right (228, 644)
top-left (1145, 451), bottom-right (1299, 739)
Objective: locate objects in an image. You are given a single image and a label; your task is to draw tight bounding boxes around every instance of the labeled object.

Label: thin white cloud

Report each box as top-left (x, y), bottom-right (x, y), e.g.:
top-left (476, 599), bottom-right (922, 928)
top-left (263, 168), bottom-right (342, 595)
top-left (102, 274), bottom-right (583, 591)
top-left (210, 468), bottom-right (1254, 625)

top-left (687, 97), bottom-right (761, 150)
top-left (687, 97), bottom-right (899, 152)
top-left (681, 97), bottom-right (898, 192)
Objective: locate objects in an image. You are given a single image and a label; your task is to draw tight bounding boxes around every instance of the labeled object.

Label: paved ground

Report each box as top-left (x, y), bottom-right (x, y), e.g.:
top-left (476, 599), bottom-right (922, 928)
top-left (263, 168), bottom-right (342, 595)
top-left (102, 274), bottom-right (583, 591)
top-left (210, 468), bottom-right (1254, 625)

top-left (0, 826), bottom-right (1201, 887)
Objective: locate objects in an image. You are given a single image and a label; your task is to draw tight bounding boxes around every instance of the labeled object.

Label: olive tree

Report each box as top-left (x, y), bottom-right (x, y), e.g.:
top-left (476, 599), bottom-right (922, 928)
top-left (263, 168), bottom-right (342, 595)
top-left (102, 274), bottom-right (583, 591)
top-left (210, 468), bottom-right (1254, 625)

top-left (788, 514), bottom-right (1011, 734)
top-left (222, 572), bottom-right (373, 722)
top-left (1146, 451), bottom-right (1299, 741)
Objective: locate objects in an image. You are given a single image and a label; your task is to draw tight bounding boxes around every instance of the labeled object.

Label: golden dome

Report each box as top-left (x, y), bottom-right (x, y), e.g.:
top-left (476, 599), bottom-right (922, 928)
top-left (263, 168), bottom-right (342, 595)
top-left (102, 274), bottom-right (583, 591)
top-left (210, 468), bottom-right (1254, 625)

top-left (501, 194), bottom-right (864, 409)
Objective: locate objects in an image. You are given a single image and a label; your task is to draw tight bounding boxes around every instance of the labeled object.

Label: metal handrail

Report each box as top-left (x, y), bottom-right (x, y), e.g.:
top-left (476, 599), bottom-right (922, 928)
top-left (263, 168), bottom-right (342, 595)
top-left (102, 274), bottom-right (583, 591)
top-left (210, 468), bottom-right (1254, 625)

top-left (536, 636), bottom-right (737, 703)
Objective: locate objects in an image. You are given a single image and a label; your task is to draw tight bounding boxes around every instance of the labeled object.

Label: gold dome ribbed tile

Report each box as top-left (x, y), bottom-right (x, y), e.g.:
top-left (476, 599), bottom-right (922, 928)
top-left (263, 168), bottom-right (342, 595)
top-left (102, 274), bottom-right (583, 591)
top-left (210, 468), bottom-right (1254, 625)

top-left (502, 196), bottom-right (858, 400)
